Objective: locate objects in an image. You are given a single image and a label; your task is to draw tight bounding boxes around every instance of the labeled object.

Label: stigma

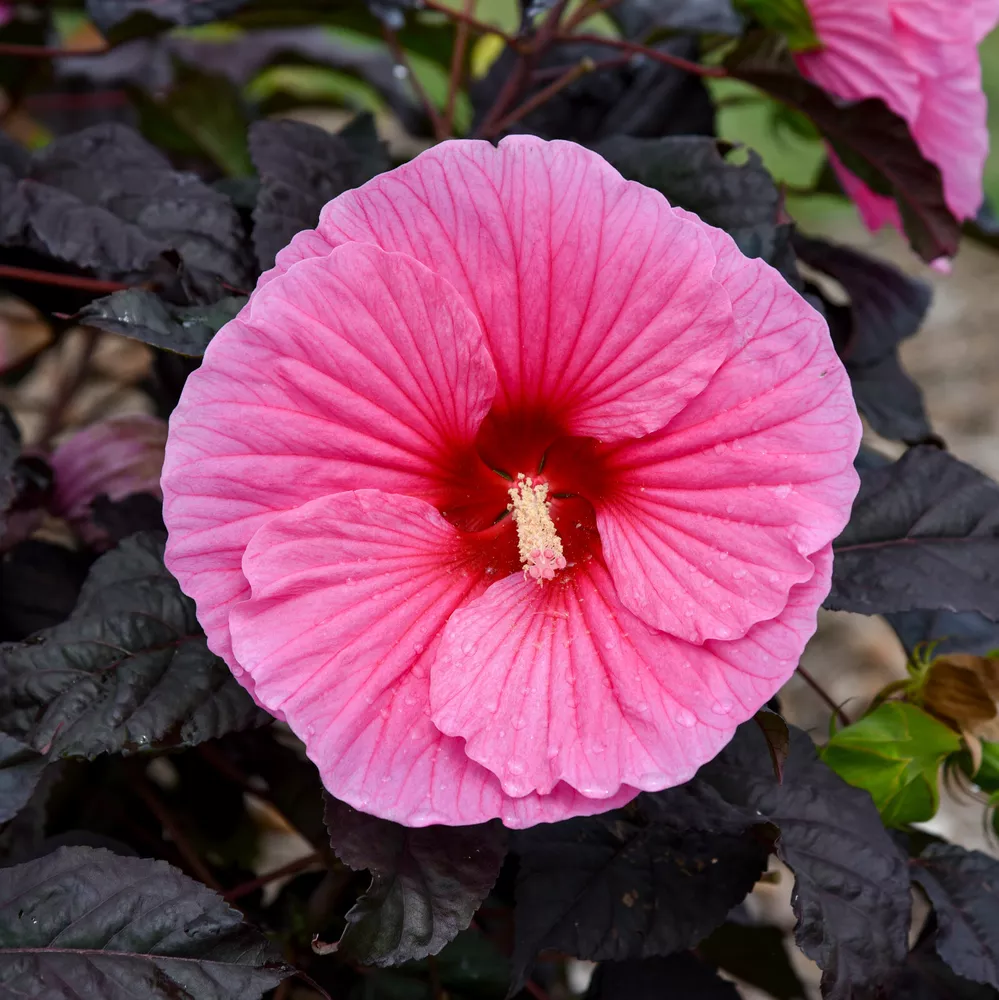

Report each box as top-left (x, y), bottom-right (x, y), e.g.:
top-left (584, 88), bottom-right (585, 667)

top-left (508, 474), bottom-right (567, 584)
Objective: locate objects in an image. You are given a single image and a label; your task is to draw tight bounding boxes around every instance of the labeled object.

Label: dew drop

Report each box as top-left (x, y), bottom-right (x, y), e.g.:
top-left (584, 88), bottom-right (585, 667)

top-left (513, 715), bottom-right (528, 730)
top-left (413, 642), bottom-right (424, 654)
top-left (391, 62), bottom-right (409, 79)
top-left (635, 701), bottom-right (649, 714)
top-left (712, 700), bottom-right (734, 715)
top-left (306, 724), bottom-right (316, 737)
top-left (732, 567), bottom-right (747, 580)
top-left (675, 708), bottom-right (696, 728)
top-left (774, 483), bottom-right (792, 499)
top-left (507, 758), bottom-right (526, 775)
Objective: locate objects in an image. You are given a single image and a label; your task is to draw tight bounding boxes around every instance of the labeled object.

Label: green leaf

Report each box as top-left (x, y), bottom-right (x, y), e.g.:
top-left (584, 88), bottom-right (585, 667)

top-left (0, 845), bottom-right (293, 999)
top-left (0, 533), bottom-right (268, 761)
top-left (734, 0), bottom-right (820, 51)
top-left (822, 702), bottom-right (961, 827)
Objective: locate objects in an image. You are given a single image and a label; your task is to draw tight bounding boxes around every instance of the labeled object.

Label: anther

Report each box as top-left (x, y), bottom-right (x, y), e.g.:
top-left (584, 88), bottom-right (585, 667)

top-left (507, 474), bottom-right (567, 585)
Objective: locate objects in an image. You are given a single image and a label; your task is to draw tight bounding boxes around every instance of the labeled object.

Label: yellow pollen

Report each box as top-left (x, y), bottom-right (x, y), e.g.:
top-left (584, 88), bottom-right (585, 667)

top-left (507, 474), bottom-right (567, 584)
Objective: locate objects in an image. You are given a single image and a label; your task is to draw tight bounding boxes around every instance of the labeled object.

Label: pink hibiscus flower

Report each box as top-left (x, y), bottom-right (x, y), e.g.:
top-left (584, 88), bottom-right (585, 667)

top-left (161, 137), bottom-right (861, 827)
top-left (797, 0), bottom-right (999, 239)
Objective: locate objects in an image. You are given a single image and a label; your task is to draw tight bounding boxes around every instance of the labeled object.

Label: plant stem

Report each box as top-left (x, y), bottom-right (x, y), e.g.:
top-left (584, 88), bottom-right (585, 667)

top-left (133, 776), bottom-right (222, 891)
top-left (524, 981), bottom-right (551, 1000)
top-left (531, 55), bottom-right (629, 81)
top-left (485, 57), bottom-right (595, 136)
top-left (224, 853), bottom-right (324, 902)
top-left (0, 263), bottom-right (132, 294)
top-left (797, 665), bottom-right (852, 727)
top-left (0, 41), bottom-right (109, 57)
top-left (444, 0), bottom-right (476, 135)
top-left (382, 22), bottom-right (449, 141)
top-left (557, 32), bottom-right (727, 77)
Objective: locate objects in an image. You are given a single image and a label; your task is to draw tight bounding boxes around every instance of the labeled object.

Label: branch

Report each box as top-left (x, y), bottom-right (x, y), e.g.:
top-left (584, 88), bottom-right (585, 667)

top-left (556, 33), bottom-right (727, 77)
top-left (133, 776), bottom-right (222, 891)
top-left (797, 665), bottom-right (852, 728)
top-left (0, 42), bottom-right (109, 58)
top-left (223, 853), bottom-right (324, 902)
top-left (382, 22), bottom-right (449, 141)
top-left (0, 263), bottom-right (133, 294)
top-left (484, 57), bottom-right (595, 137)
top-left (444, 0), bottom-right (476, 135)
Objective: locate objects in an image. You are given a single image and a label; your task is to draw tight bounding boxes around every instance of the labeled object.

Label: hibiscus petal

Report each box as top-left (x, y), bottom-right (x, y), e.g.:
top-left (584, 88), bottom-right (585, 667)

top-left (162, 242), bottom-right (497, 668)
top-left (269, 135), bottom-right (738, 442)
top-left (797, 0), bottom-right (920, 120)
top-left (592, 218), bottom-right (860, 644)
top-left (431, 549), bottom-right (832, 799)
top-left (229, 490), bottom-right (636, 826)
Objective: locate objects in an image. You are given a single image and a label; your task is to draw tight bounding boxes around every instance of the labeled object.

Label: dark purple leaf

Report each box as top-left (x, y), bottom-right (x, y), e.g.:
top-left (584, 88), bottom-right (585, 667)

top-left (912, 844), bottom-right (999, 989)
top-left (78, 289), bottom-right (247, 356)
top-left (323, 796), bottom-right (508, 966)
top-left (0, 735), bottom-right (47, 824)
top-left (794, 234), bottom-right (934, 442)
top-left (0, 533), bottom-right (267, 760)
top-left (700, 725), bottom-right (911, 1000)
top-left (829, 446), bottom-right (999, 619)
top-left (586, 954), bottom-right (740, 999)
top-left (249, 115), bottom-right (390, 271)
top-left (511, 782), bottom-right (771, 987)
top-left (0, 845), bottom-right (292, 999)
top-left (86, 0), bottom-right (252, 32)
top-left (754, 708), bottom-right (789, 782)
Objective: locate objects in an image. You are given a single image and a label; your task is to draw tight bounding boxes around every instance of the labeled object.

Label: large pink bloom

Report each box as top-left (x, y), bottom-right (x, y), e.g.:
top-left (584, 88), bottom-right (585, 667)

top-left (161, 137), bottom-right (861, 827)
top-left (798, 0), bottom-right (999, 234)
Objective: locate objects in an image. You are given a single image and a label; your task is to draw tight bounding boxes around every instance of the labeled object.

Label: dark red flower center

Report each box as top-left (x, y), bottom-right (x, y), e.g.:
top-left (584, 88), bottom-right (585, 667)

top-left (433, 407), bottom-right (615, 581)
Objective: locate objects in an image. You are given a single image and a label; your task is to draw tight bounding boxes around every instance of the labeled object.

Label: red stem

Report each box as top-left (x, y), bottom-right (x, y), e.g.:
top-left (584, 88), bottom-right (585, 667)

top-left (558, 32), bottom-right (727, 77)
top-left (0, 42), bottom-right (109, 58)
top-left (382, 22), bottom-right (449, 141)
top-left (444, 0), bottom-right (476, 135)
top-left (797, 665), bottom-right (852, 727)
top-left (0, 263), bottom-right (133, 294)
top-left (485, 57), bottom-right (595, 136)
top-left (223, 853), bottom-right (324, 902)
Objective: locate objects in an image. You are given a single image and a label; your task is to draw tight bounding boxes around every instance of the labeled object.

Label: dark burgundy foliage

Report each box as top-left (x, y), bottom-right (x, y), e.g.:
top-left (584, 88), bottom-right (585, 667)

top-left (0, 2), bottom-right (997, 999)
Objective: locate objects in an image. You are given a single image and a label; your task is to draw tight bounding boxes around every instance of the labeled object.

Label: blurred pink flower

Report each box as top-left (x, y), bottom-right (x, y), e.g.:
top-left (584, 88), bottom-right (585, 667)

top-left (51, 414), bottom-right (167, 546)
top-left (798, 0), bottom-right (999, 236)
top-left (161, 137), bottom-right (861, 827)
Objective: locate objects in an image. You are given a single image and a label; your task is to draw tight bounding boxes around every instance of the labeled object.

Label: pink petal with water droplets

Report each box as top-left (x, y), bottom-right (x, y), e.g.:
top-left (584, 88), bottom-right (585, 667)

top-left (229, 490), bottom-right (636, 826)
top-left (591, 217), bottom-right (860, 644)
top-left (279, 136), bottom-right (738, 442)
top-left (162, 242), bottom-right (496, 670)
top-left (431, 549), bottom-right (832, 799)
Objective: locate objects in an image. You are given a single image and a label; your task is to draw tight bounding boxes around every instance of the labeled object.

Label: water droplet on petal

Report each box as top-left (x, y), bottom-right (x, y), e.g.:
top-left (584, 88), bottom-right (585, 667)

top-left (712, 700), bottom-right (733, 715)
top-left (507, 758), bottom-right (526, 775)
top-left (675, 708), bottom-right (696, 728)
